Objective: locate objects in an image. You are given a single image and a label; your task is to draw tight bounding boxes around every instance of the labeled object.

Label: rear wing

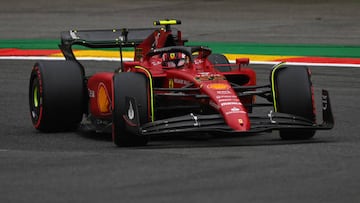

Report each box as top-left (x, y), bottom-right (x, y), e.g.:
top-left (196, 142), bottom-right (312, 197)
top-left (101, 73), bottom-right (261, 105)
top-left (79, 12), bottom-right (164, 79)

top-left (59, 19), bottom-right (186, 63)
top-left (59, 28), bottom-right (158, 60)
top-left (60, 28), bottom-right (158, 48)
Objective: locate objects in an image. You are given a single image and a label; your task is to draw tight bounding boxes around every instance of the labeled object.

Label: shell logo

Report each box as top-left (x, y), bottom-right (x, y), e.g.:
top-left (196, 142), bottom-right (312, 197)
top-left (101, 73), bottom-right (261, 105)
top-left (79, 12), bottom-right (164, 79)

top-left (207, 83), bottom-right (230, 90)
top-left (97, 83), bottom-right (111, 113)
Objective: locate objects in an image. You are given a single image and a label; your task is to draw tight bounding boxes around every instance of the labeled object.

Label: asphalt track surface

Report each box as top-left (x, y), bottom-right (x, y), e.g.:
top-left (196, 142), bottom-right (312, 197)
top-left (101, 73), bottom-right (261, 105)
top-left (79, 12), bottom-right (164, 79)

top-left (1, 1), bottom-right (360, 203)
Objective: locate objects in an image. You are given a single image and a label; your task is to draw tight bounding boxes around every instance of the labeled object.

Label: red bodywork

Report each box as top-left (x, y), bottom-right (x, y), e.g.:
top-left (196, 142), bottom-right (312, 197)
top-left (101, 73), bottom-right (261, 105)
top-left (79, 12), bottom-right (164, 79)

top-left (86, 26), bottom-right (256, 132)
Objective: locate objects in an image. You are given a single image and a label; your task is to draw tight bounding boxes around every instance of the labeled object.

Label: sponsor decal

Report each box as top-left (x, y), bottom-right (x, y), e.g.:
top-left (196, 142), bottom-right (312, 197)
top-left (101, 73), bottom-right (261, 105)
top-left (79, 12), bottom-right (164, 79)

top-left (207, 83), bottom-right (230, 90)
top-left (195, 72), bottom-right (226, 81)
top-left (173, 78), bottom-right (191, 85)
top-left (195, 75), bottom-right (209, 81)
top-left (128, 101), bottom-right (135, 120)
top-left (194, 59), bottom-right (203, 65)
top-left (151, 60), bottom-right (162, 66)
top-left (216, 90), bottom-right (232, 95)
top-left (97, 83), bottom-right (111, 113)
top-left (218, 98), bottom-right (239, 103)
top-left (322, 94), bottom-right (328, 110)
top-left (216, 95), bottom-right (237, 99)
top-left (88, 89), bottom-right (95, 98)
top-left (220, 102), bottom-right (242, 107)
top-left (225, 107), bottom-right (247, 115)
top-left (231, 107), bottom-right (241, 112)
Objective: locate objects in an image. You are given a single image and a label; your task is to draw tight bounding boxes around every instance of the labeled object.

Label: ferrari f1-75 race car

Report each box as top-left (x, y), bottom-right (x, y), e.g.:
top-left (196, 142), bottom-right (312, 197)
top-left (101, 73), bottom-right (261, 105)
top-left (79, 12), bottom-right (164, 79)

top-left (29, 20), bottom-right (334, 146)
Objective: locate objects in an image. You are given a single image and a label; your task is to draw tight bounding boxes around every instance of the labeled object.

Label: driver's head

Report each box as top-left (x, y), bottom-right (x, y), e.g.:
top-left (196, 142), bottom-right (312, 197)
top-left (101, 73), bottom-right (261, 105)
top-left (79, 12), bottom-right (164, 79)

top-left (162, 52), bottom-right (187, 68)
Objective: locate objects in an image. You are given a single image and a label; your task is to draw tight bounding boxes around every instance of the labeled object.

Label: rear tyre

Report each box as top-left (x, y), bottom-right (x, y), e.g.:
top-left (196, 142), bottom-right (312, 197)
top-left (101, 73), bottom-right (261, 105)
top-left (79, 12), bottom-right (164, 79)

top-left (29, 61), bottom-right (85, 132)
top-left (271, 65), bottom-right (316, 140)
top-left (112, 72), bottom-right (150, 147)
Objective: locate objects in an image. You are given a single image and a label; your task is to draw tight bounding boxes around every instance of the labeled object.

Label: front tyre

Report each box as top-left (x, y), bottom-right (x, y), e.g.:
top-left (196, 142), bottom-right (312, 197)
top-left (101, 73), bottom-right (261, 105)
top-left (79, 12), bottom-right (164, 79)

top-left (271, 65), bottom-right (316, 140)
top-left (112, 72), bottom-right (150, 147)
top-left (29, 61), bottom-right (85, 132)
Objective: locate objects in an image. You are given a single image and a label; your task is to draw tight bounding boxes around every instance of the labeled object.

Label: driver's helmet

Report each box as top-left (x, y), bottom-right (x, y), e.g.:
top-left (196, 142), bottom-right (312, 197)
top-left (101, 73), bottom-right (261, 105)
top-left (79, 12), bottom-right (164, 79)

top-left (162, 52), bottom-right (187, 68)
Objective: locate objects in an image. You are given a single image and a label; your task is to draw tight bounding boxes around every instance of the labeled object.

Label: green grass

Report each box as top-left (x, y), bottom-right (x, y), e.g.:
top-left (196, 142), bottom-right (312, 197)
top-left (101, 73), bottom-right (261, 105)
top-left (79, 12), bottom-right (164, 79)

top-left (1, 39), bottom-right (360, 58)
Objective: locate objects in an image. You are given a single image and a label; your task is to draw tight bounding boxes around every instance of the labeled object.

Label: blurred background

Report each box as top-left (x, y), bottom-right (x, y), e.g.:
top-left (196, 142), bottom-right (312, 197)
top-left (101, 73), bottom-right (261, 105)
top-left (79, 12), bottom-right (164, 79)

top-left (1, 0), bottom-right (359, 44)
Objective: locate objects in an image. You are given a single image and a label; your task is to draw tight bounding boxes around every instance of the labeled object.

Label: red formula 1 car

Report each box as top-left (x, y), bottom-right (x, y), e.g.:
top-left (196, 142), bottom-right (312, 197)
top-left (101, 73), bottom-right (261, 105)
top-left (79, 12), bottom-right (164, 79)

top-left (29, 20), bottom-right (334, 146)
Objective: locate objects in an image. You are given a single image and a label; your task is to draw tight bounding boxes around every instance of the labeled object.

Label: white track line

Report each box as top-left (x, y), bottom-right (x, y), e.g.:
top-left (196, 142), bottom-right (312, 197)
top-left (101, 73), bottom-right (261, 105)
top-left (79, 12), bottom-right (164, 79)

top-left (1, 56), bottom-right (360, 67)
top-left (243, 60), bottom-right (360, 68)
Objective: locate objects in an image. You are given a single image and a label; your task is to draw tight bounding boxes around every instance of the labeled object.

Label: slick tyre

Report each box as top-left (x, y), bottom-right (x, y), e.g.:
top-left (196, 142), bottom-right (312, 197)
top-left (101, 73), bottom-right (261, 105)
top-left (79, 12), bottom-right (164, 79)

top-left (29, 61), bottom-right (85, 132)
top-left (271, 65), bottom-right (316, 140)
top-left (112, 72), bottom-right (150, 147)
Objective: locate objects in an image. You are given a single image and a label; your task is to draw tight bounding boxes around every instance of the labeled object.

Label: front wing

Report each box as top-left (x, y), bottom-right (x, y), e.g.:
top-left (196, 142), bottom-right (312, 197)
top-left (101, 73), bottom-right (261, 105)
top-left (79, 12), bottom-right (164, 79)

top-left (124, 90), bottom-right (334, 136)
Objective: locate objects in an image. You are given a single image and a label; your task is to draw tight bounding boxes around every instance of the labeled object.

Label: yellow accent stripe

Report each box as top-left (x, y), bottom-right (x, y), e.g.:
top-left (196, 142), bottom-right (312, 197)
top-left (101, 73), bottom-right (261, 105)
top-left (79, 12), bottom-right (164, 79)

top-left (223, 53), bottom-right (298, 61)
top-left (134, 66), bottom-right (154, 122)
top-left (50, 50), bottom-right (135, 58)
top-left (270, 62), bottom-right (286, 112)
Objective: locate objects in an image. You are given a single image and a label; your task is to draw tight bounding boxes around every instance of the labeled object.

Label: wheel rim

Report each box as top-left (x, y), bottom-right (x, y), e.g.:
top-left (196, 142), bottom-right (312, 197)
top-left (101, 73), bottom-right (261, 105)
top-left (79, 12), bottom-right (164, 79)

top-left (33, 85), bottom-right (39, 108)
